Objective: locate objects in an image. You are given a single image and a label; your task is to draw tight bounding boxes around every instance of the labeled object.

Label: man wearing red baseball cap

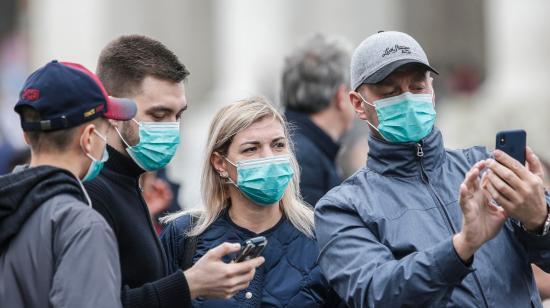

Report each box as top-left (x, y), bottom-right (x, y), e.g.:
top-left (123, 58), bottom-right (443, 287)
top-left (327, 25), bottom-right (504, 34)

top-left (0, 60), bottom-right (137, 307)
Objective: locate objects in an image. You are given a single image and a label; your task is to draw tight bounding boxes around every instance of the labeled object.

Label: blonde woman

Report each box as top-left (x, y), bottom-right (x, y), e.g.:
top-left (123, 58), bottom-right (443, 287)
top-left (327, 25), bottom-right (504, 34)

top-left (160, 97), bottom-right (340, 307)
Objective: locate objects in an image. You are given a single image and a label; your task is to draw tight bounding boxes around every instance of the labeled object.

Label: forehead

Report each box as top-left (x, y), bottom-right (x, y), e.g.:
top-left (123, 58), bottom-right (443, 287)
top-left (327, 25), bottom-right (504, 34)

top-left (233, 116), bottom-right (285, 143)
top-left (136, 76), bottom-right (187, 110)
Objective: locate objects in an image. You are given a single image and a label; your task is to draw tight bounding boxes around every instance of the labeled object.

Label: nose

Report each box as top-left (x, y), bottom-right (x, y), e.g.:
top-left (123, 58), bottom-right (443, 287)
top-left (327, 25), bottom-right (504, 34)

top-left (259, 144), bottom-right (274, 158)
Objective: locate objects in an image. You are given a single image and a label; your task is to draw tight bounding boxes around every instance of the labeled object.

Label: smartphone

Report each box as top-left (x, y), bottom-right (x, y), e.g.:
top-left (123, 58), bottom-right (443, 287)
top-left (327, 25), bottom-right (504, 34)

top-left (233, 236), bottom-right (267, 263)
top-left (495, 129), bottom-right (526, 165)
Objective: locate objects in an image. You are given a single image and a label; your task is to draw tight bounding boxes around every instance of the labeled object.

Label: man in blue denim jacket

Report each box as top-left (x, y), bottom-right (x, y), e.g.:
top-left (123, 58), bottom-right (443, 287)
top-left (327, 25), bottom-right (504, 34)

top-left (315, 31), bottom-right (550, 307)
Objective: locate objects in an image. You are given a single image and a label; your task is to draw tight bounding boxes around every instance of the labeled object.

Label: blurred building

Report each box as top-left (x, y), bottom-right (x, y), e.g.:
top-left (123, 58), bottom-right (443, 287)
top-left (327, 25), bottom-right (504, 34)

top-left (0, 0), bottom-right (548, 208)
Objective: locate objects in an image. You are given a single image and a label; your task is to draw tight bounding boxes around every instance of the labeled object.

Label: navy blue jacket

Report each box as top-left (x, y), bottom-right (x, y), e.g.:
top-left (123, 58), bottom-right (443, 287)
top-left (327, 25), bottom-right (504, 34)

top-left (285, 110), bottom-right (341, 206)
top-left (160, 210), bottom-right (340, 307)
top-left (315, 128), bottom-right (550, 308)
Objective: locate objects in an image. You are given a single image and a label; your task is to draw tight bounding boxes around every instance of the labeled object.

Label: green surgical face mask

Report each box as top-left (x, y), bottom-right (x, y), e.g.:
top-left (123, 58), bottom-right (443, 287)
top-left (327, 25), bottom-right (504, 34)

top-left (82, 130), bottom-right (108, 182)
top-left (360, 92), bottom-right (436, 143)
top-left (226, 155), bottom-right (294, 206)
top-left (116, 119), bottom-right (180, 171)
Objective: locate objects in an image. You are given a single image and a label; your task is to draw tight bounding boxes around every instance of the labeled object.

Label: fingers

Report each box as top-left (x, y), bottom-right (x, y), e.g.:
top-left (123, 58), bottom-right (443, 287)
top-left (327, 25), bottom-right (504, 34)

top-left (463, 162), bottom-right (483, 189)
top-left (526, 147), bottom-right (545, 179)
top-left (207, 242), bottom-right (241, 259)
top-left (230, 256), bottom-right (265, 275)
top-left (493, 150), bottom-right (529, 180)
top-left (483, 180), bottom-right (515, 211)
top-left (483, 170), bottom-right (518, 203)
top-left (485, 157), bottom-right (523, 189)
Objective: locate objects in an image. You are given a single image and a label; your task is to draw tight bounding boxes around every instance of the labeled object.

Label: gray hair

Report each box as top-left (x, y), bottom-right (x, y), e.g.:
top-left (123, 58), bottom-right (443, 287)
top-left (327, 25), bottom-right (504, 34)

top-left (281, 33), bottom-right (352, 113)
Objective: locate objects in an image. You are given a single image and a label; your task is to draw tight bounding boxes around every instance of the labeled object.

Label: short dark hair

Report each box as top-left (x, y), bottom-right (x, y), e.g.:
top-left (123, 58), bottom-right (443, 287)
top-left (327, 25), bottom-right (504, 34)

top-left (96, 35), bottom-right (190, 97)
top-left (20, 107), bottom-right (77, 152)
top-left (20, 107), bottom-right (107, 153)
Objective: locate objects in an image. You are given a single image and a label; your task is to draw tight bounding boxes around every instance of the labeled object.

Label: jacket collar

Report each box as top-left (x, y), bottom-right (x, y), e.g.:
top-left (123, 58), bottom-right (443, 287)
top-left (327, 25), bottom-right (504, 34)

top-left (284, 110), bottom-right (340, 162)
top-left (105, 145), bottom-right (144, 179)
top-left (366, 127), bottom-right (446, 177)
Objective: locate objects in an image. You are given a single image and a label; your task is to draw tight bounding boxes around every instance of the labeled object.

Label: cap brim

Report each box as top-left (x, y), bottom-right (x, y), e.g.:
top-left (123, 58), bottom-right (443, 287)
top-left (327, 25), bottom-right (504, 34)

top-left (103, 97), bottom-right (137, 121)
top-left (363, 59), bottom-right (439, 84)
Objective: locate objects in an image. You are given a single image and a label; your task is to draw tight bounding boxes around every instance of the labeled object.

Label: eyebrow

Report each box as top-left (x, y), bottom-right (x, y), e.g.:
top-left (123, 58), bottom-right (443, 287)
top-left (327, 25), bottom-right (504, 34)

top-left (146, 106), bottom-right (173, 114)
top-left (239, 136), bottom-right (286, 147)
top-left (146, 104), bottom-right (188, 115)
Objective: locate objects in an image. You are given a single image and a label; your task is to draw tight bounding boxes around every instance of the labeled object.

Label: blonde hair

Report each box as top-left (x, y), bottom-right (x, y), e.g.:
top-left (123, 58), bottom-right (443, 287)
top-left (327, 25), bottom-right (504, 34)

top-left (163, 96), bottom-right (314, 238)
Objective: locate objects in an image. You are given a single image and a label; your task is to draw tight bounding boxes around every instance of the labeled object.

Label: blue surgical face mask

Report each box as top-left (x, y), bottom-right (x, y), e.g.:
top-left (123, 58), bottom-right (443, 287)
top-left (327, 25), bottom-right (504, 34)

top-left (225, 155), bottom-right (294, 206)
top-left (359, 92), bottom-right (436, 143)
top-left (116, 119), bottom-right (180, 171)
top-left (82, 130), bottom-right (109, 182)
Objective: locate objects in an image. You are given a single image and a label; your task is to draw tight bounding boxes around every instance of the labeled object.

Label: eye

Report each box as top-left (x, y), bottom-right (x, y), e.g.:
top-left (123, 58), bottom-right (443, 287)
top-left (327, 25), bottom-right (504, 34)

top-left (273, 141), bottom-right (287, 150)
top-left (382, 90), bottom-right (399, 97)
top-left (242, 146), bottom-right (257, 153)
top-left (151, 113), bottom-right (166, 121)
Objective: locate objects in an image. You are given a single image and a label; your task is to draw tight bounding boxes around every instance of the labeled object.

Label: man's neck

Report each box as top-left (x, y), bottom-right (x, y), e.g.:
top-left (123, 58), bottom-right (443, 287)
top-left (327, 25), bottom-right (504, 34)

top-left (310, 109), bottom-right (345, 142)
top-left (29, 151), bottom-right (82, 179)
top-left (227, 189), bottom-right (283, 234)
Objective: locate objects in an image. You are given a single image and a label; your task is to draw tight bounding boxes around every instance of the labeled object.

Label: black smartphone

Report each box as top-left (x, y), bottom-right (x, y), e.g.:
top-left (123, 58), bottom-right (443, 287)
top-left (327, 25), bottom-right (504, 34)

top-left (233, 236), bottom-right (267, 263)
top-left (495, 129), bottom-right (526, 165)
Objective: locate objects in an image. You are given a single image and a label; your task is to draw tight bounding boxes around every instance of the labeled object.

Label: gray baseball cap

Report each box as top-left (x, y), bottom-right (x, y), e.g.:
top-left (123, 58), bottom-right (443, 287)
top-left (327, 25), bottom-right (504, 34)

top-left (350, 31), bottom-right (438, 90)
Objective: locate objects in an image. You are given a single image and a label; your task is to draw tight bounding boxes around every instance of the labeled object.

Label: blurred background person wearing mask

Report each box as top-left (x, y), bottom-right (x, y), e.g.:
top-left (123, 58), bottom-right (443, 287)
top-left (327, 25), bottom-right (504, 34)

top-left (281, 34), bottom-right (355, 206)
top-left (161, 97), bottom-right (342, 307)
top-left (0, 60), bottom-right (138, 307)
top-left (85, 35), bottom-right (264, 308)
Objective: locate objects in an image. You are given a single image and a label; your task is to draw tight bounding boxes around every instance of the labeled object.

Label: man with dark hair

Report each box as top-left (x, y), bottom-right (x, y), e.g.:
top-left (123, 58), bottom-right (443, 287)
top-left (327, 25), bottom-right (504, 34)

top-left (85, 35), bottom-right (263, 308)
top-left (281, 34), bottom-right (356, 206)
top-left (315, 31), bottom-right (550, 307)
top-left (0, 60), bottom-right (138, 307)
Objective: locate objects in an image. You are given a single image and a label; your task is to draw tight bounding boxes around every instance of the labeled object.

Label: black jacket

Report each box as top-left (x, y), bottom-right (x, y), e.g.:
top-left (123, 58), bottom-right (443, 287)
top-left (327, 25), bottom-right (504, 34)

top-left (0, 165), bottom-right (121, 307)
top-left (285, 110), bottom-right (342, 206)
top-left (84, 145), bottom-right (191, 308)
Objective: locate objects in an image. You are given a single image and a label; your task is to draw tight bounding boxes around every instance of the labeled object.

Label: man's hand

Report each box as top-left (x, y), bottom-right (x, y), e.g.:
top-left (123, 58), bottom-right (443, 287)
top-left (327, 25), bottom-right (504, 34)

top-left (482, 147), bottom-right (547, 232)
top-left (453, 161), bottom-right (508, 262)
top-left (184, 242), bottom-right (265, 299)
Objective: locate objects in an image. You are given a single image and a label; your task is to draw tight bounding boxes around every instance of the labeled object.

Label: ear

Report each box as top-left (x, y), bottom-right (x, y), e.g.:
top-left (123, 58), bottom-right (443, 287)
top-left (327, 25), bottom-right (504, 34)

top-left (349, 90), bottom-right (369, 120)
top-left (23, 133), bottom-right (31, 146)
top-left (428, 76), bottom-right (436, 104)
top-left (211, 151), bottom-right (227, 175)
top-left (79, 123), bottom-right (96, 154)
top-left (108, 119), bottom-right (121, 130)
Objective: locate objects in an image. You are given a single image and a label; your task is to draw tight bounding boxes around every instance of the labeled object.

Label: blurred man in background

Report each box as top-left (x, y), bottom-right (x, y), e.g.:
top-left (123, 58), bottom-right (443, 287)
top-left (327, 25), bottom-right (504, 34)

top-left (281, 34), bottom-right (355, 206)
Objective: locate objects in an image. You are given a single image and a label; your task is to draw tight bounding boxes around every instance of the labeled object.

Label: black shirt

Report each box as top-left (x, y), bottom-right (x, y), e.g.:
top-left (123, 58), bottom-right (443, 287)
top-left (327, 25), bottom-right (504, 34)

top-left (285, 110), bottom-right (342, 206)
top-left (85, 145), bottom-right (191, 308)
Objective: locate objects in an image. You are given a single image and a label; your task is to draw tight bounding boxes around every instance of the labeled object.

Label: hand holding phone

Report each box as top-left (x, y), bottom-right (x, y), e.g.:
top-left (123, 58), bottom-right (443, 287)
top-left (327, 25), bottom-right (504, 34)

top-left (233, 236), bottom-right (267, 263)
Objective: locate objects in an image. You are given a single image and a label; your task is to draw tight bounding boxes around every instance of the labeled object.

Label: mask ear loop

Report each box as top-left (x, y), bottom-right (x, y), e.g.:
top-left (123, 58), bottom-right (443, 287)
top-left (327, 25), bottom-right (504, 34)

top-left (356, 92), bottom-right (383, 135)
top-left (115, 119), bottom-right (140, 149)
top-left (222, 157), bottom-right (239, 187)
top-left (82, 128), bottom-right (108, 162)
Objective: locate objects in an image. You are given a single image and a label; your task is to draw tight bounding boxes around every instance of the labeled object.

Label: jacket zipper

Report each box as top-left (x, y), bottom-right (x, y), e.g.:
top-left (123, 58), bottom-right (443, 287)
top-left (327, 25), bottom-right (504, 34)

top-left (416, 143), bottom-right (489, 308)
top-left (135, 183), bottom-right (168, 274)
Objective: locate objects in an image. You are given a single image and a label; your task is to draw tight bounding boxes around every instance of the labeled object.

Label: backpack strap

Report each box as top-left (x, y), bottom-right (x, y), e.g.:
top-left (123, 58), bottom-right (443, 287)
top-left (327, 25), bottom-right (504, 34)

top-left (179, 215), bottom-right (199, 271)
